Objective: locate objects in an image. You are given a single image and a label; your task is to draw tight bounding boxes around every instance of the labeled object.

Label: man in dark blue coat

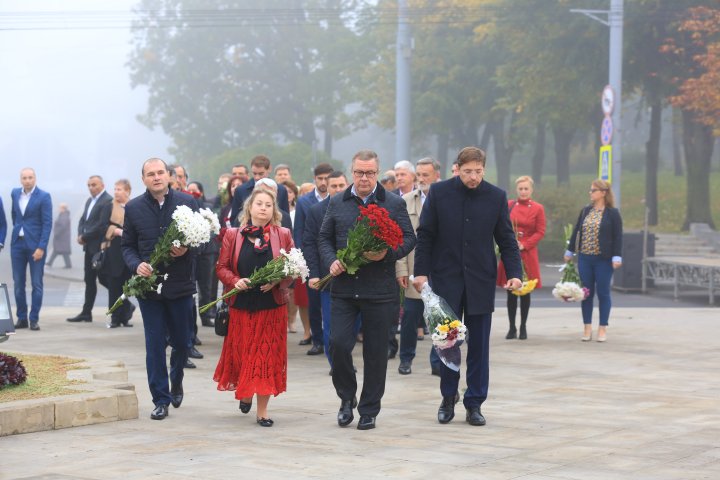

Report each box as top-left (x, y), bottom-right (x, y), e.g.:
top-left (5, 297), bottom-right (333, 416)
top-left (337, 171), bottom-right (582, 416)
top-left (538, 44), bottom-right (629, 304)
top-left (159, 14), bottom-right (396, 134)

top-left (319, 150), bottom-right (416, 431)
top-left (294, 162), bottom-right (334, 355)
top-left (413, 146), bottom-right (522, 427)
top-left (122, 158), bottom-right (199, 420)
top-left (230, 155), bottom-right (289, 226)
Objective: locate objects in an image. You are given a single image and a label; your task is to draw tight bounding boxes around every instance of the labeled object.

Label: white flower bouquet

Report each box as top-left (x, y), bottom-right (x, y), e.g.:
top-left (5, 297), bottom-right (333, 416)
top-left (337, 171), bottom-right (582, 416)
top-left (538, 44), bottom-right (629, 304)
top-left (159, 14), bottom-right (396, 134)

top-left (107, 205), bottom-right (220, 315)
top-left (552, 223), bottom-right (590, 303)
top-left (199, 247), bottom-right (309, 314)
top-left (418, 282), bottom-right (466, 372)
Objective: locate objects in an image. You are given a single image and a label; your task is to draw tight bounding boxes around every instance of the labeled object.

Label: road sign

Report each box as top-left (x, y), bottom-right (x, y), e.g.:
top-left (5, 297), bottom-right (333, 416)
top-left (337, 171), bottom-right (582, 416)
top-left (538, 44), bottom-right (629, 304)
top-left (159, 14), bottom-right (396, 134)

top-left (601, 115), bottom-right (613, 146)
top-left (602, 85), bottom-right (615, 115)
top-left (598, 145), bottom-right (612, 182)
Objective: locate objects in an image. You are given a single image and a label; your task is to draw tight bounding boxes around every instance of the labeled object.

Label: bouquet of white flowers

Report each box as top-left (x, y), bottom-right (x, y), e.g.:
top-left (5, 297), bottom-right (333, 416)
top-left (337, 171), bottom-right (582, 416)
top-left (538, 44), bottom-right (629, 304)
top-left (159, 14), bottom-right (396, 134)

top-left (199, 247), bottom-right (309, 314)
top-left (552, 223), bottom-right (590, 303)
top-left (107, 205), bottom-right (220, 315)
top-left (418, 282), bottom-right (466, 372)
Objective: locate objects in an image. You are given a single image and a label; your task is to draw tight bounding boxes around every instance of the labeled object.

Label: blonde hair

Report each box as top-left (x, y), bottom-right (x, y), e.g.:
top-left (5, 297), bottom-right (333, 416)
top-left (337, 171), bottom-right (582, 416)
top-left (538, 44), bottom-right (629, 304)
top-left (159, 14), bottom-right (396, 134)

top-left (515, 175), bottom-right (534, 186)
top-left (239, 189), bottom-right (282, 226)
top-left (592, 179), bottom-right (615, 208)
top-left (299, 182), bottom-right (315, 196)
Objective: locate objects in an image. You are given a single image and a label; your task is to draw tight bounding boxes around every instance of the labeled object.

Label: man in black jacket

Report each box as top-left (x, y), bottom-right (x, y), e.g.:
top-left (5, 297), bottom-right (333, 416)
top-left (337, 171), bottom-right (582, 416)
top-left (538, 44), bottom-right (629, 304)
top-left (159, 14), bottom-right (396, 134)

top-left (319, 150), bottom-right (416, 430)
top-left (67, 175), bottom-right (112, 323)
top-left (230, 155), bottom-right (289, 226)
top-left (121, 158), bottom-right (198, 420)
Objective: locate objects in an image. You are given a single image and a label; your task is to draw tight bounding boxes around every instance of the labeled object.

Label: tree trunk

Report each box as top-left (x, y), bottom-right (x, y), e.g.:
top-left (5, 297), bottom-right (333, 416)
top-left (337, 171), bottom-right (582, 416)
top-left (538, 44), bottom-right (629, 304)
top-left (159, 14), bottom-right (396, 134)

top-left (437, 132), bottom-right (449, 178)
top-left (531, 121), bottom-right (546, 184)
top-left (645, 101), bottom-right (661, 226)
top-left (552, 126), bottom-right (575, 185)
top-left (681, 110), bottom-right (715, 230)
top-left (479, 123), bottom-right (491, 151)
top-left (323, 113), bottom-right (333, 156)
top-left (672, 106), bottom-right (684, 176)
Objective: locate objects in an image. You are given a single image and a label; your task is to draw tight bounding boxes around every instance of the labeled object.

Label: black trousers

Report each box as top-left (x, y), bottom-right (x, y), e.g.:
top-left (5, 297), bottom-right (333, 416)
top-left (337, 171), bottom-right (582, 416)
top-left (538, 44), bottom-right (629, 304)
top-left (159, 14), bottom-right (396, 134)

top-left (330, 297), bottom-right (399, 417)
top-left (82, 250), bottom-right (99, 314)
top-left (195, 252), bottom-right (217, 320)
top-left (308, 288), bottom-right (323, 347)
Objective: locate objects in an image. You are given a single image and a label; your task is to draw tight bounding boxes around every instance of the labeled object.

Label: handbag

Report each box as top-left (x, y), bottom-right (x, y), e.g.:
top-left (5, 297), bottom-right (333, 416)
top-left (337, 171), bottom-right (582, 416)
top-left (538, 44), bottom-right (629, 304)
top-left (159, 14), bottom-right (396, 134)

top-left (214, 301), bottom-right (230, 336)
top-left (91, 250), bottom-right (106, 271)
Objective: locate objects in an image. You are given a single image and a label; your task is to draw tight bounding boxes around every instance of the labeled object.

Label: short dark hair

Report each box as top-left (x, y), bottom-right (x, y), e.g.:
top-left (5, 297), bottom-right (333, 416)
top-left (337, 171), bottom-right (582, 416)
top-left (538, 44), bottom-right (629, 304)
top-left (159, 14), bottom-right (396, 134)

top-left (142, 158), bottom-right (169, 176)
top-left (188, 181), bottom-right (204, 194)
top-left (314, 163), bottom-right (334, 177)
top-left (328, 170), bottom-right (346, 180)
top-left (456, 147), bottom-right (486, 167)
top-left (250, 155), bottom-right (271, 169)
top-left (233, 164), bottom-right (248, 173)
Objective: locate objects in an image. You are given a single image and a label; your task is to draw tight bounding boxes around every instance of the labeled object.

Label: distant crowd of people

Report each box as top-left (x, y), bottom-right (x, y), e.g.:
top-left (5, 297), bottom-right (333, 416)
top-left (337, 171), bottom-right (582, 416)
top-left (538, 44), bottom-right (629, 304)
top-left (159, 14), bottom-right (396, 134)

top-left (1, 147), bottom-right (622, 428)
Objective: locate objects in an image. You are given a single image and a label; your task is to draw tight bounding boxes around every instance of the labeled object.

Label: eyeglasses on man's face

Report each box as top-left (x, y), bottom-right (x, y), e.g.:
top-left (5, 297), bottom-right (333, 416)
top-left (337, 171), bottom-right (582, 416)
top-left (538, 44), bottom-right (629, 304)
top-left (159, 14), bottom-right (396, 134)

top-left (352, 170), bottom-right (378, 178)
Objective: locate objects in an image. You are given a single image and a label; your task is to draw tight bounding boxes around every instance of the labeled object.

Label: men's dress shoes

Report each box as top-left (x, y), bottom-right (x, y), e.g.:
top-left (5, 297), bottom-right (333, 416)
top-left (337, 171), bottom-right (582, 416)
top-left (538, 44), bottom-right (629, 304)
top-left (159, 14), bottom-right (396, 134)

top-left (357, 415), bottom-right (376, 430)
top-left (188, 346), bottom-right (204, 359)
top-left (184, 359), bottom-right (196, 369)
top-left (192, 336), bottom-right (202, 346)
top-left (66, 313), bottom-right (92, 323)
top-left (387, 348), bottom-right (397, 360)
top-left (438, 393), bottom-right (460, 424)
top-left (201, 318), bottom-right (215, 327)
top-left (170, 383), bottom-right (184, 408)
top-left (337, 397), bottom-right (357, 427)
top-left (30, 323), bottom-right (40, 331)
top-left (150, 404), bottom-right (169, 420)
top-left (307, 344), bottom-right (324, 355)
top-left (466, 407), bottom-right (486, 426)
top-left (15, 320), bottom-right (28, 329)
top-left (398, 362), bottom-right (412, 375)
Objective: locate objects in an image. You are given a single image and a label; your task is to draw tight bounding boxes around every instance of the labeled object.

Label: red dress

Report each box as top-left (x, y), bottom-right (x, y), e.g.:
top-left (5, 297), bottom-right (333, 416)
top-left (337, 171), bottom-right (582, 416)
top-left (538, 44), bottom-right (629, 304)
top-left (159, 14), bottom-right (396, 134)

top-left (213, 225), bottom-right (295, 398)
top-left (497, 198), bottom-right (546, 289)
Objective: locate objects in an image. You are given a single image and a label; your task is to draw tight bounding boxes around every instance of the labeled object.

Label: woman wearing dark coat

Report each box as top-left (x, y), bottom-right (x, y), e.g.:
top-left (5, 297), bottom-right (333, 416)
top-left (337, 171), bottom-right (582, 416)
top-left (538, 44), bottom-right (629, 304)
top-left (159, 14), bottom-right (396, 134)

top-left (47, 203), bottom-right (72, 268)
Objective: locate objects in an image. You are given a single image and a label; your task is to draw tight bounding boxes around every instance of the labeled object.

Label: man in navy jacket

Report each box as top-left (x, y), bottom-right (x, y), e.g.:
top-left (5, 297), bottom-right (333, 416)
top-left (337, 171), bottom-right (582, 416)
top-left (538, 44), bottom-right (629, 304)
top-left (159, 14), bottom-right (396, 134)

top-left (230, 155), bottom-right (289, 226)
top-left (10, 168), bottom-right (52, 330)
top-left (122, 158), bottom-right (198, 420)
top-left (413, 146), bottom-right (522, 427)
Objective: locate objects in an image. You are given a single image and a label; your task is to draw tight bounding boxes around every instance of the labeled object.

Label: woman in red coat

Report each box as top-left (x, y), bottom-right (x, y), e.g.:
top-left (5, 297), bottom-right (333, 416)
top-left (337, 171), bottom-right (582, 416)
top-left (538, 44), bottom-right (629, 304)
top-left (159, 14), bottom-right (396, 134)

top-left (214, 189), bottom-right (295, 427)
top-left (497, 175), bottom-right (546, 340)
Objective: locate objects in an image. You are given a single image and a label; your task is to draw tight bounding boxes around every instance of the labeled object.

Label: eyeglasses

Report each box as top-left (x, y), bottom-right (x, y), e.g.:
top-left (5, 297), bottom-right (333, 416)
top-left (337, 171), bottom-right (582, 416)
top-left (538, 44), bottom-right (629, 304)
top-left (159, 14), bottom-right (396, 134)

top-left (352, 170), bottom-right (378, 178)
top-left (460, 169), bottom-right (484, 177)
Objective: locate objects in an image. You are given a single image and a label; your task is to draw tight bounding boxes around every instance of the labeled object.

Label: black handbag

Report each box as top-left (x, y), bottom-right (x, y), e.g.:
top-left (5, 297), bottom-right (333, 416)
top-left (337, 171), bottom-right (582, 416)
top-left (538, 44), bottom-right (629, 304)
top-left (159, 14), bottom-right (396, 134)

top-left (91, 250), bottom-right (106, 271)
top-left (214, 301), bottom-right (229, 336)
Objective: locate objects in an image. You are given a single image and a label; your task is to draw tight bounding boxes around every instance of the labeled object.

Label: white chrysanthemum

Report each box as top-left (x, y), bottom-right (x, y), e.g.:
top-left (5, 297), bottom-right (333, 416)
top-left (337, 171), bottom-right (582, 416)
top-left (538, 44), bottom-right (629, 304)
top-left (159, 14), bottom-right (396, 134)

top-left (172, 239), bottom-right (181, 248)
top-left (172, 207), bottom-right (213, 247)
top-left (199, 208), bottom-right (221, 235)
top-left (552, 282), bottom-right (585, 302)
top-left (156, 283), bottom-right (163, 294)
top-left (280, 248), bottom-right (310, 282)
top-left (163, 273), bottom-right (169, 280)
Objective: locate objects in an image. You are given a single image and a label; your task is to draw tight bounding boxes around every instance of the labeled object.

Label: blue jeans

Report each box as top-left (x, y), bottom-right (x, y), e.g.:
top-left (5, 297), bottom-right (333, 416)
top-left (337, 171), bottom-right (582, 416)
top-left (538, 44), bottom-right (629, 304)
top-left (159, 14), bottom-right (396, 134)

top-left (399, 298), bottom-right (424, 363)
top-left (138, 295), bottom-right (193, 407)
top-left (578, 253), bottom-right (614, 326)
top-left (11, 237), bottom-right (45, 323)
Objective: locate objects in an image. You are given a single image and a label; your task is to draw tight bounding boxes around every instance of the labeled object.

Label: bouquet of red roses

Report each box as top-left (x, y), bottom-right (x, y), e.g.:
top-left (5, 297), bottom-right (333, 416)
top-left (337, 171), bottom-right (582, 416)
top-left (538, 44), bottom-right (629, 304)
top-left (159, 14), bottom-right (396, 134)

top-left (315, 204), bottom-right (403, 289)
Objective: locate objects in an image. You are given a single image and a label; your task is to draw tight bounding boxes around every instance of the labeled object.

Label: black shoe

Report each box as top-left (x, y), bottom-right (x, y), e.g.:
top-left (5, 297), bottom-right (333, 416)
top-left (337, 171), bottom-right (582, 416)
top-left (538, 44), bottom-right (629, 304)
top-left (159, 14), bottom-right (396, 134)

top-left (122, 304), bottom-right (136, 325)
top-left (519, 325), bottom-right (527, 340)
top-left (256, 417), bottom-right (274, 427)
top-left (201, 318), bottom-right (215, 327)
top-left (188, 346), bottom-right (204, 359)
top-left (239, 399), bottom-right (252, 414)
top-left (67, 313), bottom-right (92, 323)
top-left (466, 406), bottom-right (486, 426)
top-left (337, 397), bottom-right (357, 427)
top-left (184, 359), bottom-right (196, 369)
top-left (398, 361), bottom-right (412, 375)
top-left (150, 404), bottom-right (169, 420)
top-left (30, 323), bottom-right (40, 331)
top-left (438, 393), bottom-right (460, 424)
top-left (108, 321), bottom-right (121, 329)
top-left (192, 336), bottom-right (202, 346)
top-left (15, 319), bottom-right (28, 329)
top-left (299, 337), bottom-right (312, 346)
top-left (388, 348), bottom-right (397, 360)
top-left (431, 366), bottom-right (441, 377)
top-left (170, 383), bottom-right (183, 408)
top-left (357, 414), bottom-right (376, 430)
top-left (506, 327), bottom-right (517, 339)
top-left (307, 344), bottom-right (324, 356)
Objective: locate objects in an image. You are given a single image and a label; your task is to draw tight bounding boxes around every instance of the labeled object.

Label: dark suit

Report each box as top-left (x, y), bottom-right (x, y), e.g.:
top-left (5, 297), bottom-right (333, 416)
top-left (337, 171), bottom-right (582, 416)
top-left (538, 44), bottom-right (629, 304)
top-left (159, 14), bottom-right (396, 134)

top-left (10, 186), bottom-right (53, 325)
top-left (318, 183), bottom-right (416, 418)
top-left (230, 178), bottom-right (289, 227)
top-left (295, 191), bottom-right (325, 347)
top-left (414, 176), bottom-right (521, 409)
top-left (0, 197), bottom-right (7, 250)
top-left (77, 191), bottom-right (113, 314)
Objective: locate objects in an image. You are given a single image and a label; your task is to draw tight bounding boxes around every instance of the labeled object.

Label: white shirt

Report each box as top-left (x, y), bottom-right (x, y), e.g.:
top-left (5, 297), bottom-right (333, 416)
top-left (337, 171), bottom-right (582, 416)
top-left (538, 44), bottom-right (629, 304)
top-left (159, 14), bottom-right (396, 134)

top-left (350, 184), bottom-right (378, 205)
top-left (314, 188), bottom-right (328, 203)
top-left (18, 186), bottom-right (36, 237)
top-left (85, 191), bottom-right (105, 220)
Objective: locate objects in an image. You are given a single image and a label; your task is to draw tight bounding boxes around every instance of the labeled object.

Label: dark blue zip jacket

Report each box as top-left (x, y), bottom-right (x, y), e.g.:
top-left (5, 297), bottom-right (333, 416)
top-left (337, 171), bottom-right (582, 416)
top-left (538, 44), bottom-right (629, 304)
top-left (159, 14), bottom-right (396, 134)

top-left (121, 189), bottom-right (198, 300)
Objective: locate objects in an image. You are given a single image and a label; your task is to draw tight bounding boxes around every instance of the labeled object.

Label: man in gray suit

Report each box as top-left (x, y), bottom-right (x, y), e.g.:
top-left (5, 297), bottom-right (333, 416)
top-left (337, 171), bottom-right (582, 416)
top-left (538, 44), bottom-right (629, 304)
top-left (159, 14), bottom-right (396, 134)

top-left (67, 175), bottom-right (112, 323)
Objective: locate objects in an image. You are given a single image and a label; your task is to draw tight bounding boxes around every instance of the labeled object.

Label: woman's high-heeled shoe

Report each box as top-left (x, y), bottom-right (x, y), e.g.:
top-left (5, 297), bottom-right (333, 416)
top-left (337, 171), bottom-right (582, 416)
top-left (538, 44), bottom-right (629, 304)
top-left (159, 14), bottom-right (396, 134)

top-left (257, 417), bottom-right (274, 427)
top-left (239, 399), bottom-right (252, 414)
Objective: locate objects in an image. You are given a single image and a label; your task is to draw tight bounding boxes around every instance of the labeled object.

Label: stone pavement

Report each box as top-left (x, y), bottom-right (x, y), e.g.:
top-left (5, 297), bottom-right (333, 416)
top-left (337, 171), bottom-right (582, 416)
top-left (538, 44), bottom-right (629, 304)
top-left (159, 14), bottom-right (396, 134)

top-left (1, 305), bottom-right (719, 480)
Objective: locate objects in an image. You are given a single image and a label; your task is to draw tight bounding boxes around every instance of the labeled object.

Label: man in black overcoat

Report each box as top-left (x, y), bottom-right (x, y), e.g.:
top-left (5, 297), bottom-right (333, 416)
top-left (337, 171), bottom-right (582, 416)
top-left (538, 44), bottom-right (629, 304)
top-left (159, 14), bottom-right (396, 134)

top-left (413, 146), bottom-right (522, 426)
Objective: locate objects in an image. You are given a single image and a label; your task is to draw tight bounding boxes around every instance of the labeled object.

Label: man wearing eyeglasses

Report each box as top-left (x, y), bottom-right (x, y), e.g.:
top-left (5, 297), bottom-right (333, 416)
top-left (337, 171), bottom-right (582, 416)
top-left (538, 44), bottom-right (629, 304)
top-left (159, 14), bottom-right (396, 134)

top-left (413, 146), bottom-right (522, 427)
top-left (319, 150), bottom-right (416, 431)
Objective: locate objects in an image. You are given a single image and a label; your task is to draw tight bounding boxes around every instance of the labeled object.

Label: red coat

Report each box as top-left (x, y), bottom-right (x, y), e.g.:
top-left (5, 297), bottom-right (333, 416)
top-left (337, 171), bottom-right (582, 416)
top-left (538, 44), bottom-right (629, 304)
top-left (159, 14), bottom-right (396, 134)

top-left (216, 224), bottom-right (295, 306)
top-left (497, 198), bottom-right (546, 288)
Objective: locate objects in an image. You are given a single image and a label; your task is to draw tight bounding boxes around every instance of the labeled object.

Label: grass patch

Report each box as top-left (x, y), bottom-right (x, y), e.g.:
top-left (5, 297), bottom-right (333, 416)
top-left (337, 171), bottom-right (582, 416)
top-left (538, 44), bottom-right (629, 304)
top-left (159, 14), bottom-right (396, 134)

top-left (0, 352), bottom-right (87, 403)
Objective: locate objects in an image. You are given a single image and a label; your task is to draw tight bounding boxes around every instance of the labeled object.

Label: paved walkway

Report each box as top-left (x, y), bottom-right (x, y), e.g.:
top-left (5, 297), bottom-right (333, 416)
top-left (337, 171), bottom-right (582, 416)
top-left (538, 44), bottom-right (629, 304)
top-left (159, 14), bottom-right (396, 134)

top-left (2, 305), bottom-right (719, 480)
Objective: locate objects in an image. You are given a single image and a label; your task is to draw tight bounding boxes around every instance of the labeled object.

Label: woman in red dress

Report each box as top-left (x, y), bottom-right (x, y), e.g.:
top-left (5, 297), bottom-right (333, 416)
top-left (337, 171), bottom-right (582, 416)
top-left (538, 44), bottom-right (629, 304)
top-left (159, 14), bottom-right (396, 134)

top-left (214, 189), bottom-right (295, 427)
top-left (497, 175), bottom-right (546, 340)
